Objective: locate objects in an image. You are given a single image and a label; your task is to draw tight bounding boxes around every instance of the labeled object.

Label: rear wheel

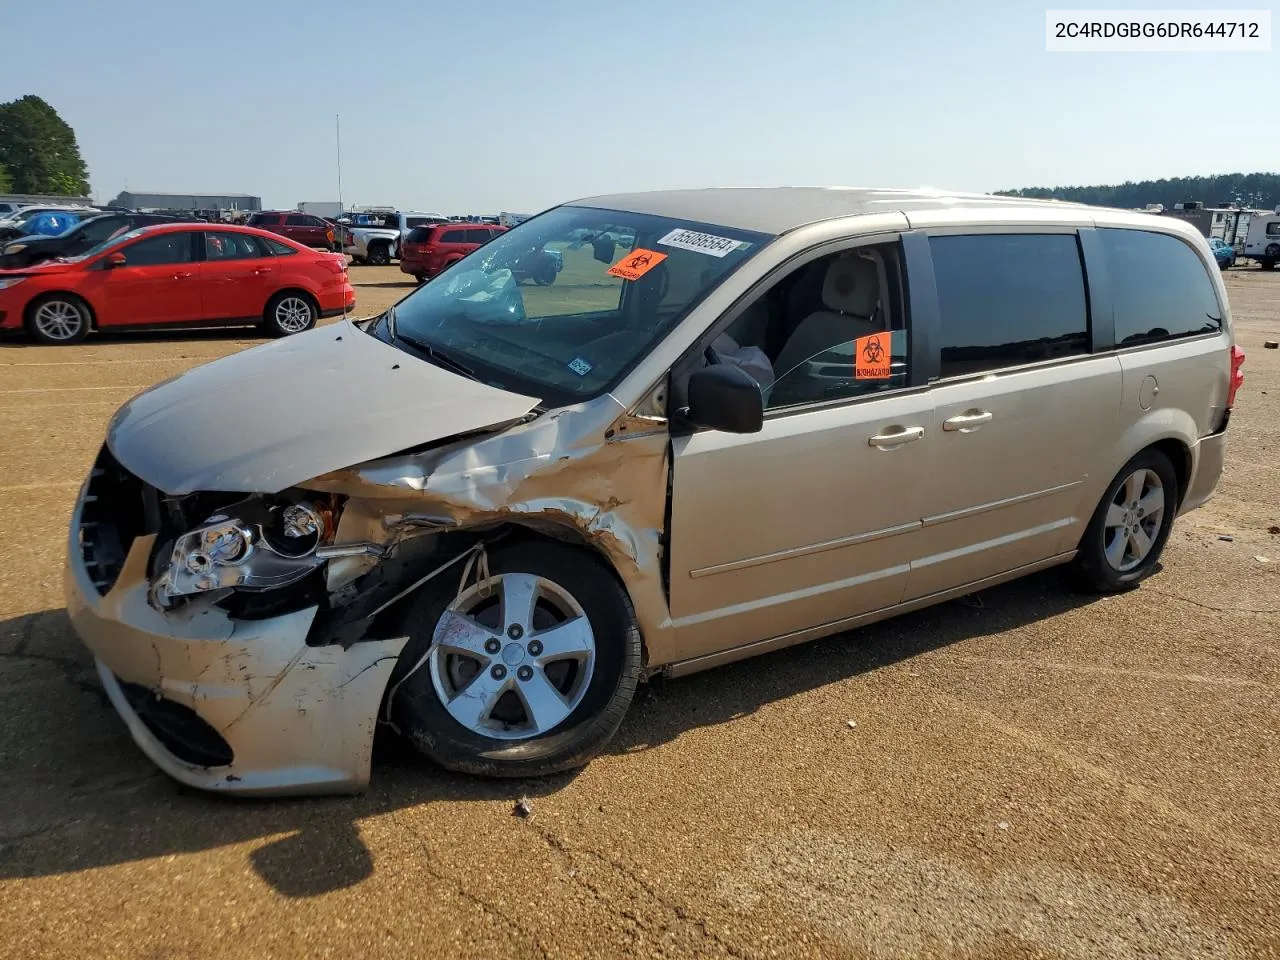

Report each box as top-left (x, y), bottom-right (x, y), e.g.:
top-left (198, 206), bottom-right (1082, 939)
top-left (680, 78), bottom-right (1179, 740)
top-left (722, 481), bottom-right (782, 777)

top-left (1072, 448), bottom-right (1178, 593)
top-left (387, 541), bottom-right (642, 778)
top-left (1261, 260), bottom-right (1276, 271)
top-left (25, 293), bottom-right (91, 345)
top-left (414, 273), bottom-right (426, 284)
top-left (367, 243), bottom-right (391, 266)
top-left (263, 291), bottom-right (317, 337)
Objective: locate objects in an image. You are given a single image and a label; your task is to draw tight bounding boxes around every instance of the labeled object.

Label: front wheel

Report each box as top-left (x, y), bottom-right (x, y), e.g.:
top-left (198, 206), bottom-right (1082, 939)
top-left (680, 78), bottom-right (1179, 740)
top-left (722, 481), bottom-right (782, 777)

top-left (26, 293), bottom-right (91, 345)
top-left (1072, 448), bottom-right (1178, 593)
top-left (367, 243), bottom-right (391, 266)
top-left (263, 291), bottom-right (318, 337)
top-left (388, 541), bottom-right (642, 778)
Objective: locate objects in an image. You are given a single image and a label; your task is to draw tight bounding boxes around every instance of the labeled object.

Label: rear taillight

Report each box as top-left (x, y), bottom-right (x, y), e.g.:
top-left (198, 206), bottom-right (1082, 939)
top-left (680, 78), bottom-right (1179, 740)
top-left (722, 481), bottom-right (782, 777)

top-left (1227, 344), bottom-right (1245, 409)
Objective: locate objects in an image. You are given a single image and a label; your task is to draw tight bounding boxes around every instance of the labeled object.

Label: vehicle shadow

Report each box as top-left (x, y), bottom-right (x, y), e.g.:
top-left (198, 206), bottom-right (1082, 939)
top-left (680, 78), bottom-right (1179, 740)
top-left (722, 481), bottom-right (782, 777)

top-left (0, 326), bottom-right (270, 348)
top-left (0, 568), bottom-right (1103, 897)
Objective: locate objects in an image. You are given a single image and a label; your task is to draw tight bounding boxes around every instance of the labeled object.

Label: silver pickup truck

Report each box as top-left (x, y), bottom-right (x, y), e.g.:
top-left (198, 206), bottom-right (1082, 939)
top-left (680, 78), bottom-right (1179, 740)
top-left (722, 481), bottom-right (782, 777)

top-left (344, 212), bottom-right (448, 265)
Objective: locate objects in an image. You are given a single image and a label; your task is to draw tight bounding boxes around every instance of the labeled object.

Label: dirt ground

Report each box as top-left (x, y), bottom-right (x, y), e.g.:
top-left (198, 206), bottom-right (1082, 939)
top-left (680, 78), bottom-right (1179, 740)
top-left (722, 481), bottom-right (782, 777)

top-left (1, 263), bottom-right (1277, 960)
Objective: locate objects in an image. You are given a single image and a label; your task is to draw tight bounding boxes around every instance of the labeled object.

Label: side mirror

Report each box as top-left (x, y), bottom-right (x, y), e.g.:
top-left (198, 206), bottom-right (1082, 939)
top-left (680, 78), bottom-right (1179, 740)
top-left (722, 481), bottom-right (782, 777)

top-left (684, 364), bottom-right (764, 433)
top-left (106, 252), bottom-right (127, 268)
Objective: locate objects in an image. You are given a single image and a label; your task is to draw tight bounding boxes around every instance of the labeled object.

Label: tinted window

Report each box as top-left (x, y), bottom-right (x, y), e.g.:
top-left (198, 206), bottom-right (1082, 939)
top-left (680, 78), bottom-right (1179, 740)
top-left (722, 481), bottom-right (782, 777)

top-left (441, 229), bottom-right (469, 243)
top-left (263, 237), bottom-right (297, 256)
top-left (122, 232), bottom-right (194, 266)
top-left (285, 215), bottom-right (310, 226)
top-left (1267, 222), bottom-right (1280, 237)
top-left (204, 232), bottom-right (265, 260)
top-left (930, 234), bottom-right (1089, 378)
top-left (1098, 228), bottom-right (1223, 346)
top-left (405, 226), bottom-right (436, 243)
top-left (77, 217), bottom-right (128, 247)
top-left (247, 214), bottom-right (276, 226)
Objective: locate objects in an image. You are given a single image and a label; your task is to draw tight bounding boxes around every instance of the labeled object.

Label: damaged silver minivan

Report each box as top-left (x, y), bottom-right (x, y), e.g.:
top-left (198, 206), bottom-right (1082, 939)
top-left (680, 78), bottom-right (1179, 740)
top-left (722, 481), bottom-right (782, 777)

top-left (64, 188), bottom-right (1243, 796)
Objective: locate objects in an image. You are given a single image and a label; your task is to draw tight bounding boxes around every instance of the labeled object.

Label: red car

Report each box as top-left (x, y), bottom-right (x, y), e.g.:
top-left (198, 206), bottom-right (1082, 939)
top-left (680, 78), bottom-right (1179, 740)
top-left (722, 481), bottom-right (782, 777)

top-left (399, 222), bottom-right (506, 282)
top-left (246, 211), bottom-right (338, 250)
top-left (0, 223), bottom-right (355, 345)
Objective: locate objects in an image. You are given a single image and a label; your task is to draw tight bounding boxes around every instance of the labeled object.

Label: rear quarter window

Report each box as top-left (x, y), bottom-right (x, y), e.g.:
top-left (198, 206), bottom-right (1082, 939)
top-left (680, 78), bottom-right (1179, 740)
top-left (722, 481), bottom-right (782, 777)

top-left (1098, 228), bottom-right (1223, 347)
top-left (405, 226), bottom-right (437, 243)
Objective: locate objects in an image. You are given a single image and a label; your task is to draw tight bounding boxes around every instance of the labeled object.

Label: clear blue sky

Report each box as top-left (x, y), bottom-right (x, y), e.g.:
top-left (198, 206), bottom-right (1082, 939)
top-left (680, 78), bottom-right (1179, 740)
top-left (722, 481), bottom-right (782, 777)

top-left (5, 0), bottom-right (1277, 214)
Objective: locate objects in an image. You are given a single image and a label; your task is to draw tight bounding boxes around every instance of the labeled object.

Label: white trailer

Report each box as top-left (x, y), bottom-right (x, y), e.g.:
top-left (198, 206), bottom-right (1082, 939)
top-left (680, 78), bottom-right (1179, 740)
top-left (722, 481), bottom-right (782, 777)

top-left (1242, 209), bottom-right (1280, 270)
top-left (297, 201), bottom-right (344, 219)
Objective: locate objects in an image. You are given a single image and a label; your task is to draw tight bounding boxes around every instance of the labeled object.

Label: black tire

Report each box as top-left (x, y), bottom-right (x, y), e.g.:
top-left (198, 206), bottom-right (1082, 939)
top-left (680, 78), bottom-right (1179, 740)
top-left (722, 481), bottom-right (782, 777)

top-left (388, 540), bottom-right (642, 778)
top-left (25, 293), bottom-right (91, 345)
top-left (367, 243), bottom-right (391, 266)
top-left (534, 259), bottom-right (557, 286)
top-left (1072, 447), bottom-right (1179, 593)
top-left (414, 274), bottom-right (426, 284)
top-left (262, 291), bottom-right (318, 337)
top-left (1261, 260), bottom-right (1276, 271)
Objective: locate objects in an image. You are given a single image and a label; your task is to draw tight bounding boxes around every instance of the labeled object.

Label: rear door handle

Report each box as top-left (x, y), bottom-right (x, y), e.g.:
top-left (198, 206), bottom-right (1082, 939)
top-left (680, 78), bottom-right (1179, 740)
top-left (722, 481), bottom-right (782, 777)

top-left (868, 425), bottom-right (925, 449)
top-left (172, 271), bottom-right (193, 280)
top-left (942, 410), bottom-right (993, 432)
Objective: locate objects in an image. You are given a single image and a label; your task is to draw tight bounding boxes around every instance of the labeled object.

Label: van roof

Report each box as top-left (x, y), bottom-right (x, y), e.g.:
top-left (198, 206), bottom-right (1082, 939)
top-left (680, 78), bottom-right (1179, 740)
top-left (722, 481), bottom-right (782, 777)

top-left (567, 186), bottom-right (1172, 236)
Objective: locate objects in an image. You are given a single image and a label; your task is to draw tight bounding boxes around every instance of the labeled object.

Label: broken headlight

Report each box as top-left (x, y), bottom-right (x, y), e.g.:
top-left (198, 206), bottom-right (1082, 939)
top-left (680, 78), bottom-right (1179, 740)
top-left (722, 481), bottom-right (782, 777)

top-left (151, 498), bottom-right (338, 608)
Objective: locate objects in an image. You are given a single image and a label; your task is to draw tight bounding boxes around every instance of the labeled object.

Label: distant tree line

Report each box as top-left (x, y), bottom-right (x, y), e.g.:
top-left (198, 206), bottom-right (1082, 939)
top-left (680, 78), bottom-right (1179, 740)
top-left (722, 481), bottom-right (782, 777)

top-left (0, 95), bottom-right (90, 196)
top-left (995, 173), bottom-right (1280, 211)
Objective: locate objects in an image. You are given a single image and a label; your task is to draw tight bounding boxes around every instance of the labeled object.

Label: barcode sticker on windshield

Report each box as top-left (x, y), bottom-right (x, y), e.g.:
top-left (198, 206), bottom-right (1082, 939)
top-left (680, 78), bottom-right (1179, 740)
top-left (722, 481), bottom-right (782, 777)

top-left (658, 228), bottom-right (743, 258)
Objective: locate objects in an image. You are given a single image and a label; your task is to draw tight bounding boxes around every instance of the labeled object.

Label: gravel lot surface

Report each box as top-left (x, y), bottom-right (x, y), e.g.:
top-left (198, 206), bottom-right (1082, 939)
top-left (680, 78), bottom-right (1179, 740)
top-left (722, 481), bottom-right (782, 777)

top-left (1, 264), bottom-right (1277, 960)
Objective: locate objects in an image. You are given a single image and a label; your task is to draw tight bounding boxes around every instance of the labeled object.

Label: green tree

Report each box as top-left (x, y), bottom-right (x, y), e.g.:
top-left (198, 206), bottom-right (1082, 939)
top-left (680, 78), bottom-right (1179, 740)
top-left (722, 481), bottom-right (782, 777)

top-left (995, 172), bottom-right (1280, 211)
top-left (0, 95), bottom-right (90, 196)
top-left (0, 161), bottom-right (11, 194)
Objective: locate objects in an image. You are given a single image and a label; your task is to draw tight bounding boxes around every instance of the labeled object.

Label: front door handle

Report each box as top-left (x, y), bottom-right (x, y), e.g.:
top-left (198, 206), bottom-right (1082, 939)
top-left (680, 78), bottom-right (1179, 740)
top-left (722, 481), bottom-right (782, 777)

top-left (942, 409), bottom-right (993, 432)
top-left (868, 425), bottom-right (925, 449)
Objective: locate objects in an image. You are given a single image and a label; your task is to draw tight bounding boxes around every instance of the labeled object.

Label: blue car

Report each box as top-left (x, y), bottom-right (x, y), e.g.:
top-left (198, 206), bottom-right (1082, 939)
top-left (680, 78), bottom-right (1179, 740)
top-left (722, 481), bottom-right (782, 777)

top-left (1208, 237), bottom-right (1235, 270)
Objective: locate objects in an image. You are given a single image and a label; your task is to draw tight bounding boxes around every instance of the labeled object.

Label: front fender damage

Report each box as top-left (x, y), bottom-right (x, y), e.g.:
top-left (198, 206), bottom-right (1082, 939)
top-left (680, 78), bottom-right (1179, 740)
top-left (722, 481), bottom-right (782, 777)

top-left (306, 403), bottom-right (675, 666)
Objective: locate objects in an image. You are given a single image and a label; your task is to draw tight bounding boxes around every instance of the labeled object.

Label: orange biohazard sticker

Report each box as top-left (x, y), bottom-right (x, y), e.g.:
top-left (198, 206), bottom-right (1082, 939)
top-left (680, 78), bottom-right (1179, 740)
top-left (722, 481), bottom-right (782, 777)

top-left (855, 332), bottom-right (891, 379)
top-left (607, 248), bottom-right (667, 281)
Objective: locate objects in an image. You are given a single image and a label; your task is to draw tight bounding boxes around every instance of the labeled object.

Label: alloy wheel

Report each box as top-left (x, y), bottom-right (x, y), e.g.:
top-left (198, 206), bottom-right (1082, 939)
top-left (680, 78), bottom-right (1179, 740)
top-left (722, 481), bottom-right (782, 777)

top-left (274, 296), bottom-right (313, 333)
top-left (1102, 468), bottom-right (1165, 572)
top-left (428, 573), bottom-right (596, 740)
top-left (32, 300), bottom-right (86, 341)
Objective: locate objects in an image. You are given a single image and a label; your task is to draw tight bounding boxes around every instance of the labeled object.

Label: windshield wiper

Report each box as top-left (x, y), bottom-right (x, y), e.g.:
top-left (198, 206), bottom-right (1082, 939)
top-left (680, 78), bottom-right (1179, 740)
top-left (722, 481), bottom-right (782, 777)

top-left (394, 330), bottom-right (481, 381)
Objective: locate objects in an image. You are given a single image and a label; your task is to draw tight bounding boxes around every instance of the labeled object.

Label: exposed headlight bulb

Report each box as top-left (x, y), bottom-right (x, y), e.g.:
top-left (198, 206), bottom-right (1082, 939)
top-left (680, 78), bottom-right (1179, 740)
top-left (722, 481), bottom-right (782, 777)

top-left (282, 503), bottom-right (324, 539)
top-left (200, 523), bottom-right (253, 564)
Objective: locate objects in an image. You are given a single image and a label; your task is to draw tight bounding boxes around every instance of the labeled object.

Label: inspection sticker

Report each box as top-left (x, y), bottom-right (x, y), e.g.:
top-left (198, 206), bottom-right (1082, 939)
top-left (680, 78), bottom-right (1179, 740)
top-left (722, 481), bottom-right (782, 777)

top-left (607, 248), bottom-right (667, 281)
top-left (854, 332), bottom-right (891, 380)
top-left (567, 356), bottom-right (594, 377)
top-left (657, 228), bottom-right (743, 258)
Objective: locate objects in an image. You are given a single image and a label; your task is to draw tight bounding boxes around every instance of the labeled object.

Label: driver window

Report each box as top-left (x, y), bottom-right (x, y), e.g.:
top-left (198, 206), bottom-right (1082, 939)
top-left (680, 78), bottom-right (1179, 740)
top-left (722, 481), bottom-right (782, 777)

top-left (710, 241), bottom-right (908, 410)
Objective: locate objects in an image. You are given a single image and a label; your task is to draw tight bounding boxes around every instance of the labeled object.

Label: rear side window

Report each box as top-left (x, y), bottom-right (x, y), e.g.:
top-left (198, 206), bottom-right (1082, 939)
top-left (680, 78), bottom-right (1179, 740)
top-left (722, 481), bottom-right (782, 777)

top-left (930, 233), bottom-right (1090, 378)
top-left (1098, 229), bottom-right (1223, 347)
top-left (441, 229), bottom-right (468, 243)
top-left (247, 214), bottom-right (277, 226)
top-left (405, 226), bottom-right (436, 243)
top-left (1266, 222), bottom-right (1280, 237)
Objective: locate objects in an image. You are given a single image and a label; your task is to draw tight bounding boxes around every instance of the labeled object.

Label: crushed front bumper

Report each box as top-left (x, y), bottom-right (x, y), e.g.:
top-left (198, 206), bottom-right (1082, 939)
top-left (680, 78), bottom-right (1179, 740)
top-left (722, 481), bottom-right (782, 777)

top-left (64, 491), bottom-right (406, 797)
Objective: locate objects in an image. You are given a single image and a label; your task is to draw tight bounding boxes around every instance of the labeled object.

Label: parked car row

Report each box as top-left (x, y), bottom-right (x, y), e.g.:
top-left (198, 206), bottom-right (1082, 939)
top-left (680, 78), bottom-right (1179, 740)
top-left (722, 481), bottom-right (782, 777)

top-left (0, 223), bottom-right (354, 345)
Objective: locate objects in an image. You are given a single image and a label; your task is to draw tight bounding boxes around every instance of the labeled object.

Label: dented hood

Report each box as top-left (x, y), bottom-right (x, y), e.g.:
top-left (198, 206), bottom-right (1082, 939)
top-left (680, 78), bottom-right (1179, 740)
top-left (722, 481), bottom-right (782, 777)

top-left (107, 319), bottom-right (540, 494)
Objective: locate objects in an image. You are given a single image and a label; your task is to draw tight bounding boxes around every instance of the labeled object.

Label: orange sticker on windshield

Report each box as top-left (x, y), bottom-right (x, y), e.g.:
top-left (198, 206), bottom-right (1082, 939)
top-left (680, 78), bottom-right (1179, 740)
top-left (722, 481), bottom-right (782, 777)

top-left (607, 248), bottom-right (667, 281)
top-left (855, 332), bottom-right (891, 379)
